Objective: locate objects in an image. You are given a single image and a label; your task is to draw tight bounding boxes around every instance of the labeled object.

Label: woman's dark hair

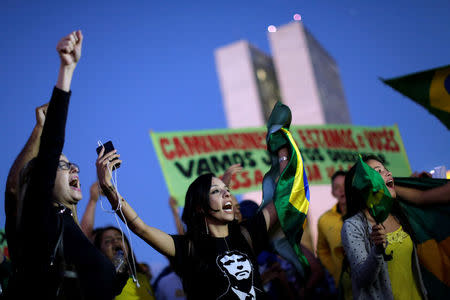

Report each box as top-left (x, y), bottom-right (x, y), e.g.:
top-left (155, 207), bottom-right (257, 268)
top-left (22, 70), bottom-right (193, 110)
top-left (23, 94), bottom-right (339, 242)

top-left (361, 154), bottom-right (385, 165)
top-left (343, 155), bottom-right (416, 243)
top-left (179, 173), bottom-right (241, 296)
top-left (181, 173), bottom-right (217, 242)
top-left (343, 162), bottom-right (365, 221)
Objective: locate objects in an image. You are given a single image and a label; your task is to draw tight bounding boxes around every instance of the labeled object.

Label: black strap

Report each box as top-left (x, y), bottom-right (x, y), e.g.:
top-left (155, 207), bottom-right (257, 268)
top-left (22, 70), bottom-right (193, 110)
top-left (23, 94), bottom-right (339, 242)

top-left (50, 212), bottom-right (65, 267)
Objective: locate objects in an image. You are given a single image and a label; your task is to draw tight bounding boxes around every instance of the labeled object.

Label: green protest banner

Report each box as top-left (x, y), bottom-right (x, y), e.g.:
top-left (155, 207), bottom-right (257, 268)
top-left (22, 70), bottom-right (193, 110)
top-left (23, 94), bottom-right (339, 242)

top-left (150, 124), bottom-right (411, 205)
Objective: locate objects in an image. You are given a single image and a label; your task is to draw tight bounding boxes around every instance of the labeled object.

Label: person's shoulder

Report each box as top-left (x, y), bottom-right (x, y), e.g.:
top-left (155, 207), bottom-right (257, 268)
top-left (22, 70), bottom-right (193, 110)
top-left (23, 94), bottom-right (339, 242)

top-left (318, 206), bottom-right (337, 222)
top-left (346, 211), bottom-right (365, 222)
top-left (171, 234), bottom-right (186, 239)
top-left (342, 212), bottom-right (365, 232)
top-left (170, 235), bottom-right (189, 253)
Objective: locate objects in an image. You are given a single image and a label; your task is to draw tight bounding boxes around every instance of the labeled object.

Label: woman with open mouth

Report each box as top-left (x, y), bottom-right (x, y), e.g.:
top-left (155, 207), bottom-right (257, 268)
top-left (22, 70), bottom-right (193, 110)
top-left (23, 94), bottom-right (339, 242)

top-left (96, 143), bottom-right (291, 299)
top-left (341, 155), bottom-right (427, 300)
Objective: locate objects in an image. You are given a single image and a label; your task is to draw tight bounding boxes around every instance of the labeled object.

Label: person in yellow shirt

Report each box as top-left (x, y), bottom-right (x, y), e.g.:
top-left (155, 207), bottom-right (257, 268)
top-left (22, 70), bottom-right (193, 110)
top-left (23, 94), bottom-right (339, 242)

top-left (316, 170), bottom-right (347, 286)
top-left (116, 272), bottom-right (155, 300)
top-left (80, 184), bottom-right (156, 299)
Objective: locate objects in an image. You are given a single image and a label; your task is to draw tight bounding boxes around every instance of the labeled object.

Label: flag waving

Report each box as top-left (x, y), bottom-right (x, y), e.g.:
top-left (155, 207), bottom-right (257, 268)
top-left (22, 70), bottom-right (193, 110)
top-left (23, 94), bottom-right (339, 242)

top-left (382, 65), bottom-right (450, 130)
top-left (395, 177), bottom-right (450, 299)
top-left (262, 101), bottom-right (310, 271)
top-left (352, 155), bottom-right (393, 223)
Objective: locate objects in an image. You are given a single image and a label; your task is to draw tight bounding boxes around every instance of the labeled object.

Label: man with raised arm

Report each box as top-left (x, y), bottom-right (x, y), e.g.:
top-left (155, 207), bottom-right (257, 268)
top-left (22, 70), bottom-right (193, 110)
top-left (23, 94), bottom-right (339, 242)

top-left (5, 30), bottom-right (126, 299)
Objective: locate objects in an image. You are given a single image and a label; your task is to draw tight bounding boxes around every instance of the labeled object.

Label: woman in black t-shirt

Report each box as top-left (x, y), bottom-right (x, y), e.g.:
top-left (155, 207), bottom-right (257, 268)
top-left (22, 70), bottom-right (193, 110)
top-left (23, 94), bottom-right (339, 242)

top-left (96, 146), bottom-right (290, 299)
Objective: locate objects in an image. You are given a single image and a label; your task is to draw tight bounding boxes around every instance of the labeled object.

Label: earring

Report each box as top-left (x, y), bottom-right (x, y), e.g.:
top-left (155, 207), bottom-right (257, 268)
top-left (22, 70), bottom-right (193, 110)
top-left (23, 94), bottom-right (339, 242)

top-left (204, 217), bottom-right (209, 235)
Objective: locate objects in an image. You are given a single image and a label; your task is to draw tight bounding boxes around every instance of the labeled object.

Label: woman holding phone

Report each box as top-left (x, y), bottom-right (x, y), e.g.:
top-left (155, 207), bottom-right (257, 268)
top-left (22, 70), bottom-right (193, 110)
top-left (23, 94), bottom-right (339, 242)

top-left (96, 142), bottom-right (291, 299)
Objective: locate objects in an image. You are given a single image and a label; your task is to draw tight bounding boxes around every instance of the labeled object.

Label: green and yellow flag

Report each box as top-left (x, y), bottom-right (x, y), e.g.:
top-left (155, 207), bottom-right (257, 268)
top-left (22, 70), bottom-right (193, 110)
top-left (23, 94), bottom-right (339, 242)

top-left (395, 177), bottom-right (450, 299)
top-left (382, 65), bottom-right (450, 130)
top-left (262, 102), bottom-right (310, 272)
top-left (352, 156), bottom-right (393, 223)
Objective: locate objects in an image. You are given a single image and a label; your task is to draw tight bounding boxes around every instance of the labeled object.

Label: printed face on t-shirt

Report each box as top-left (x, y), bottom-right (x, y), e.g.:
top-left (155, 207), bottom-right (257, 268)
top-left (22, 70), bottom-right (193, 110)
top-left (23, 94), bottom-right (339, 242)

top-left (219, 252), bottom-right (252, 280)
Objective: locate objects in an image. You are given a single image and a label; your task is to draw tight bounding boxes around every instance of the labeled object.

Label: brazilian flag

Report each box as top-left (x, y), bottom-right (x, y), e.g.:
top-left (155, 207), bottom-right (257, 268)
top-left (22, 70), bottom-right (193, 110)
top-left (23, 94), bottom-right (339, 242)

top-left (352, 156), bottom-right (393, 223)
top-left (395, 177), bottom-right (450, 299)
top-left (261, 101), bottom-right (310, 274)
top-left (382, 65), bottom-right (450, 130)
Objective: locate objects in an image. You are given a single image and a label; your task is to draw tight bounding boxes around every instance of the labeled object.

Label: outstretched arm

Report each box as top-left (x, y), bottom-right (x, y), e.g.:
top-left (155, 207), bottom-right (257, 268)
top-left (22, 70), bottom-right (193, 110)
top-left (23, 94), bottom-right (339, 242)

top-left (396, 182), bottom-right (450, 205)
top-left (56, 30), bottom-right (83, 92)
top-left (96, 148), bottom-right (175, 257)
top-left (5, 103), bottom-right (48, 221)
top-left (6, 30), bottom-right (83, 230)
top-left (6, 30), bottom-right (83, 261)
top-left (33, 30), bottom-right (82, 213)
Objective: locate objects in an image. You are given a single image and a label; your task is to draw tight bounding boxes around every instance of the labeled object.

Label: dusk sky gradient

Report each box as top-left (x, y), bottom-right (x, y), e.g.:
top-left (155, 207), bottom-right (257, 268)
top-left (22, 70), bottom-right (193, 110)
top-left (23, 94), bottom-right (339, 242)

top-left (1, 0), bottom-right (449, 275)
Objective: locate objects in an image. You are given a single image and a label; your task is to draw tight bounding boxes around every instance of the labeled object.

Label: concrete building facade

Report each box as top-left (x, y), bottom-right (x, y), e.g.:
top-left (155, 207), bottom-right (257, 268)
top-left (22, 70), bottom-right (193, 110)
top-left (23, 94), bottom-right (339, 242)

top-left (214, 21), bottom-right (351, 250)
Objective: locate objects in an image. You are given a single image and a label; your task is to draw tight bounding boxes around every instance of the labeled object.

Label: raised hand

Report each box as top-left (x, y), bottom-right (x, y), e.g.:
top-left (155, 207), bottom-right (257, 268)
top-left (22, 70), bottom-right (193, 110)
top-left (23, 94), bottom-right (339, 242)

top-left (35, 103), bottom-right (49, 128)
top-left (55, 30), bottom-right (83, 91)
top-left (222, 164), bottom-right (243, 186)
top-left (56, 30), bottom-right (83, 67)
top-left (96, 147), bottom-right (121, 196)
top-left (89, 181), bottom-right (102, 202)
top-left (370, 224), bottom-right (387, 253)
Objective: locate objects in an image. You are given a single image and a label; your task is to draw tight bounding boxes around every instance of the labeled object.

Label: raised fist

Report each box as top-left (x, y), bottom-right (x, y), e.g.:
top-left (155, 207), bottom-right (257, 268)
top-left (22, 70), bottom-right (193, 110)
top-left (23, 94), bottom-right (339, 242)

top-left (35, 103), bottom-right (49, 128)
top-left (56, 30), bottom-right (83, 67)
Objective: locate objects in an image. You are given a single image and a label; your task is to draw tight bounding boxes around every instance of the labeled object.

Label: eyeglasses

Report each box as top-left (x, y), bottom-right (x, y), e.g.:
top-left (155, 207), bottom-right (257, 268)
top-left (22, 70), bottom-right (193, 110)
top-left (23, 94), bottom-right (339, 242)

top-left (58, 160), bottom-right (80, 172)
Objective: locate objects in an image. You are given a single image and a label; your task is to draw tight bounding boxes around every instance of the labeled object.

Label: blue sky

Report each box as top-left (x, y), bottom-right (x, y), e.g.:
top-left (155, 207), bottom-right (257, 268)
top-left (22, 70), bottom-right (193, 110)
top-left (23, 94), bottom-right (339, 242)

top-left (1, 0), bottom-right (449, 275)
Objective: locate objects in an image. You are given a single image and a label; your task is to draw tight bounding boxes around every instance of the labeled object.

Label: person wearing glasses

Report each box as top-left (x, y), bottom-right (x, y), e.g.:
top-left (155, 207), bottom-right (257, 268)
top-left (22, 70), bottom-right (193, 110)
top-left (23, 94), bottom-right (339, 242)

top-left (4, 30), bottom-right (125, 299)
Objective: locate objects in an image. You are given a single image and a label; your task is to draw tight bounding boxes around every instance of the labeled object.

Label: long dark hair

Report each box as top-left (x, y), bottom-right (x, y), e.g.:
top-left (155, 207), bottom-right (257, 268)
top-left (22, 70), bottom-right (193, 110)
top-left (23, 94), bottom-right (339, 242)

top-left (179, 173), bottom-right (216, 295)
top-left (344, 155), bottom-right (416, 243)
top-left (179, 173), bottom-right (242, 297)
top-left (181, 173), bottom-right (217, 243)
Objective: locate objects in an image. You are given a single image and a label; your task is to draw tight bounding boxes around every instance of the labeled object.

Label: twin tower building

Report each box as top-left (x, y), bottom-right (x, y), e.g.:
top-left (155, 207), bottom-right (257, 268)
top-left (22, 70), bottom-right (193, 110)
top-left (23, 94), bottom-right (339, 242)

top-left (214, 21), bottom-right (351, 248)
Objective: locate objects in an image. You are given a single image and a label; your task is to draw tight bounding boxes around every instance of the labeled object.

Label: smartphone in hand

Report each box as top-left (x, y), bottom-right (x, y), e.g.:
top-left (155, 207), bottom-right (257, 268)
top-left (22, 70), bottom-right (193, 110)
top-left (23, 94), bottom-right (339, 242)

top-left (96, 141), bottom-right (121, 170)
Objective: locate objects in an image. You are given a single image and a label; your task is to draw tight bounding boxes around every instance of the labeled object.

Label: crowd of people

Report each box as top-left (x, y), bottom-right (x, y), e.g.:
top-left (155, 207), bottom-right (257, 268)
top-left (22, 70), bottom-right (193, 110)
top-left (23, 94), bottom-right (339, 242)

top-left (1, 30), bottom-right (449, 300)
